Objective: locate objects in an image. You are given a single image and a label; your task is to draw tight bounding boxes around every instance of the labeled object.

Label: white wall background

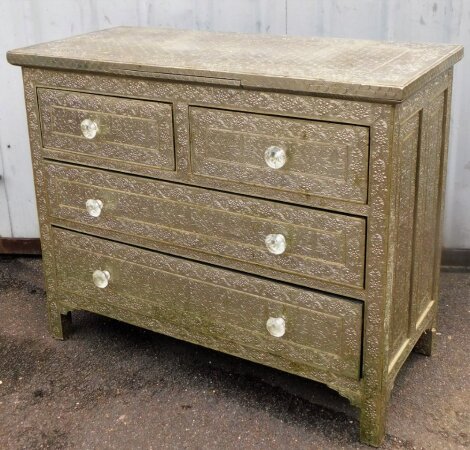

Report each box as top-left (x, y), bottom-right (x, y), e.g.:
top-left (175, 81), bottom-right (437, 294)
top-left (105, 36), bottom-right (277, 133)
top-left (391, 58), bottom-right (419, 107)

top-left (0, 0), bottom-right (469, 248)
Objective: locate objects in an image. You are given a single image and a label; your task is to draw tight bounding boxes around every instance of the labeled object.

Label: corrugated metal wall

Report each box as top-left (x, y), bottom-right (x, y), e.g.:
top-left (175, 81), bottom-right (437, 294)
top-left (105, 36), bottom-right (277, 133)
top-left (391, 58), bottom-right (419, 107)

top-left (1, 0), bottom-right (468, 247)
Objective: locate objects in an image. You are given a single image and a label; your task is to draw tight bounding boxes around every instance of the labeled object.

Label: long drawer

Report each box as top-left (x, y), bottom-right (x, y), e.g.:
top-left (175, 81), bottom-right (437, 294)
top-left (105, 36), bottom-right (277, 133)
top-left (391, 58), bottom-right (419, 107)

top-left (189, 107), bottom-right (369, 204)
top-left (52, 228), bottom-right (363, 379)
top-left (37, 88), bottom-right (175, 173)
top-left (46, 162), bottom-right (366, 290)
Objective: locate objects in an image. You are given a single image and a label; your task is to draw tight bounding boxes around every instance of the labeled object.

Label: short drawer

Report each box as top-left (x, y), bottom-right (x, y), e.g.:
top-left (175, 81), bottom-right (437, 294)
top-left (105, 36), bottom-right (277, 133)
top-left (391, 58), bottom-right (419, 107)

top-left (189, 107), bottom-right (369, 204)
top-left (46, 162), bottom-right (366, 290)
top-left (38, 88), bottom-right (175, 172)
top-left (52, 228), bottom-right (363, 379)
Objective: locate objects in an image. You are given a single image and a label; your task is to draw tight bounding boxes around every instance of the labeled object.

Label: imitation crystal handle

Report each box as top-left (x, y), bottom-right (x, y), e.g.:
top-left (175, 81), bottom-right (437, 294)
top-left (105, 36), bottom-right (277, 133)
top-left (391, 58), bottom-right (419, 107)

top-left (266, 317), bottom-right (286, 337)
top-left (92, 270), bottom-right (110, 289)
top-left (85, 199), bottom-right (103, 217)
top-left (265, 233), bottom-right (286, 255)
top-left (264, 146), bottom-right (287, 169)
top-left (81, 118), bottom-right (99, 139)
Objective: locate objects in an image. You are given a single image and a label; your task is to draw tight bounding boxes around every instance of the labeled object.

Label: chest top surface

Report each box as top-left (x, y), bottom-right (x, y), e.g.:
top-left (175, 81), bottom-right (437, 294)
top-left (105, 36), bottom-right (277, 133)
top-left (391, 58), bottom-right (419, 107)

top-left (7, 26), bottom-right (463, 101)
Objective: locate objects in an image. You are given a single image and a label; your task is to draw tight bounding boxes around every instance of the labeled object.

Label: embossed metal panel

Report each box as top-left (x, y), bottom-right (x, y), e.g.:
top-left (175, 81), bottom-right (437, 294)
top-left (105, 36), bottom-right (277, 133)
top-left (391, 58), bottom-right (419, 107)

top-left (9, 25), bottom-right (462, 447)
top-left (189, 107), bottom-right (369, 203)
top-left (46, 162), bottom-right (366, 290)
top-left (7, 27), bottom-right (463, 101)
top-left (52, 227), bottom-right (363, 379)
top-left (37, 88), bottom-right (175, 172)
top-left (410, 93), bottom-right (446, 327)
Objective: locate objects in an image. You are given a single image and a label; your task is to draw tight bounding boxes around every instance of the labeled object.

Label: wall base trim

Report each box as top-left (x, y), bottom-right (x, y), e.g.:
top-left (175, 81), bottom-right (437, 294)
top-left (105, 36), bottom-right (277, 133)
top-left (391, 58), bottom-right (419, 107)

top-left (0, 238), bottom-right (41, 255)
top-left (442, 248), bottom-right (470, 268)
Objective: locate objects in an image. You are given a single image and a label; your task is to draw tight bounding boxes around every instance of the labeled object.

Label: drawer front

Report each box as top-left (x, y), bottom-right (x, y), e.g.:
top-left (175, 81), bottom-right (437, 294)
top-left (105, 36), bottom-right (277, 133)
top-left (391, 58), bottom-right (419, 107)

top-left (189, 107), bottom-right (369, 204)
top-left (38, 89), bottom-right (175, 171)
top-left (46, 163), bottom-right (366, 289)
top-left (52, 228), bottom-right (363, 379)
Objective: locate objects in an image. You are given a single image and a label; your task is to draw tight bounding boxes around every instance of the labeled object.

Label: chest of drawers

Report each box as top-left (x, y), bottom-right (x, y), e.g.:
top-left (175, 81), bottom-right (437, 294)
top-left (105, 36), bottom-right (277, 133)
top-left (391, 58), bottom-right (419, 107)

top-left (7, 27), bottom-right (463, 446)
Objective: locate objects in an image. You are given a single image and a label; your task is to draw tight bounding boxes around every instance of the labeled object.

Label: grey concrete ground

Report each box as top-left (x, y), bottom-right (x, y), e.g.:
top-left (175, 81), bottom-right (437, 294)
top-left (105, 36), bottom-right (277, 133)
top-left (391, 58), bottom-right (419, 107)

top-left (0, 257), bottom-right (469, 450)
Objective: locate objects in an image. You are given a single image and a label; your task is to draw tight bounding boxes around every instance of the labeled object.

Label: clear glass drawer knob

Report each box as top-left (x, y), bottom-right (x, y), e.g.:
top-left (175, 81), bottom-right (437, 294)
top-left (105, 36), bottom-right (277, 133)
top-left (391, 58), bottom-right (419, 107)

top-left (85, 199), bottom-right (103, 217)
top-left (266, 317), bottom-right (286, 337)
top-left (265, 233), bottom-right (286, 255)
top-left (264, 146), bottom-right (287, 169)
top-left (81, 118), bottom-right (99, 139)
top-left (93, 270), bottom-right (110, 289)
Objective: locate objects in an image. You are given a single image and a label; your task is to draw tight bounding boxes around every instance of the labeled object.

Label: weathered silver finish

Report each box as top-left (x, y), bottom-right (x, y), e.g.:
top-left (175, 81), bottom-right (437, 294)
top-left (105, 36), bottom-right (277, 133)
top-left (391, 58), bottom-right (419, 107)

top-left (6, 27), bottom-right (463, 101)
top-left (189, 106), bottom-right (370, 204)
top-left (54, 227), bottom-right (364, 380)
top-left (8, 27), bottom-right (462, 447)
top-left (45, 161), bottom-right (367, 292)
top-left (38, 88), bottom-right (175, 173)
top-left (18, 66), bottom-right (391, 216)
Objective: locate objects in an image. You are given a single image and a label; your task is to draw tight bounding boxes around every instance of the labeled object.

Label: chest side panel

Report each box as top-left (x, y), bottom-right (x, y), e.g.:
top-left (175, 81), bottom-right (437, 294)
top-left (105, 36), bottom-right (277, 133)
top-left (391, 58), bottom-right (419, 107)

top-left (388, 71), bottom-right (452, 376)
